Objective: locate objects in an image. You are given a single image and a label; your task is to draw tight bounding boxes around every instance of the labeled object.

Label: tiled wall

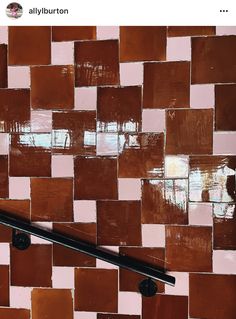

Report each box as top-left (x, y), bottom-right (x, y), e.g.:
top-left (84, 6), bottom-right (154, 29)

top-left (0, 26), bottom-right (236, 319)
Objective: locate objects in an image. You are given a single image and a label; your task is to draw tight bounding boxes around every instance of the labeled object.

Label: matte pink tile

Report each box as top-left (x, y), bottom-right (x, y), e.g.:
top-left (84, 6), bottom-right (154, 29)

top-left (142, 109), bottom-right (165, 132)
top-left (120, 63), bottom-right (143, 86)
top-left (189, 203), bottom-right (213, 226)
top-left (190, 84), bottom-right (214, 108)
top-left (9, 177), bottom-right (30, 199)
top-left (8, 67), bottom-right (30, 88)
top-left (97, 26), bottom-right (119, 39)
top-left (213, 250), bottom-right (236, 274)
top-left (10, 287), bottom-right (32, 309)
top-left (74, 87), bottom-right (97, 110)
top-left (165, 156), bottom-right (189, 178)
top-left (96, 258), bottom-right (119, 269)
top-left (216, 27), bottom-right (236, 35)
top-left (0, 134), bottom-right (9, 155)
top-left (142, 224), bottom-right (165, 247)
top-left (31, 222), bottom-right (52, 244)
top-left (0, 27), bottom-right (8, 44)
top-left (51, 42), bottom-right (74, 65)
top-left (118, 178), bottom-right (141, 200)
top-left (167, 37), bottom-right (191, 61)
top-left (74, 312), bottom-right (97, 319)
top-left (52, 267), bottom-right (74, 288)
top-left (213, 133), bottom-right (236, 155)
top-left (0, 243), bottom-right (10, 265)
top-left (31, 111), bottom-right (52, 132)
top-left (52, 155), bottom-right (74, 177)
top-left (73, 200), bottom-right (97, 222)
top-left (165, 272), bottom-right (189, 295)
top-left (97, 133), bottom-right (118, 156)
top-left (118, 292), bottom-right (142, 315)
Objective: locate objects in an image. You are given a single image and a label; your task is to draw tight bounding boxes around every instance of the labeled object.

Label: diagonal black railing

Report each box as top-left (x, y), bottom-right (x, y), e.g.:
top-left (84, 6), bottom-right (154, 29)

top-left (0, 210), bottom-right (175, 296)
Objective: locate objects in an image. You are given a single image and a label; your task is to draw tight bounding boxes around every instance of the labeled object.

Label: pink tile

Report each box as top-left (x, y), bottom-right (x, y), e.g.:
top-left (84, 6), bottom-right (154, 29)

top-left (167, 37), bottom-right (191, 61)
top-left (190, 84), bottom-right (214, 108)
top-left (10, 287), bottom-right (32, 309)
top-left (96, 259), bottom-right (119, 269)
top-left (31, 110), bottom-right (52, 132)
top-left (0, 26), bottom-right (8, 44)
top-left (51, 42), bottom-right (74, 65)
top-left (73, 200), bottom-right (96, 222)
top-left (216, 27), bottom-right (236, 35)
top-left (97, 26), bottom-right (119, 39)
top-left (120, 63), bottom-right (143, 86)
top-left (75, 87), bottom-right (97, 110)
top-left (142, 224), bottom-right (165, 247)
top-left (8, 67), bottom-right (30, 88)
top-left (74, 312), bottom-right (97, 319)
top-left (0, 243), bottom-right (10, 265)
top-left (188, 203), bottom-right (213, 226)
top-left (9, 177), bottom-right (30, 199)
top-left (118, 178), bottom-right (141, 200)
top-left (52, 267), bottom-right (74, 288)
top-left (52, 155), bottom-right (74, 177)
top-left (142, 109), bottom-right (165, 132)
top-left (31, 222), bottom-right (52, 244)
top-left (165, 155), bottom-right (189, 178)
top-left (97, 133), bottom-right (118, 156)
top-left (213, 250), bottom-right (236, 274)
top-left (213, 132), bottom-right (236, 155)
top-left (165, 272), bottom-right (189, 295)
top-left (118, 292), bottom-right (142, 315)
top-left (0, 133), bottom-right (9, 155)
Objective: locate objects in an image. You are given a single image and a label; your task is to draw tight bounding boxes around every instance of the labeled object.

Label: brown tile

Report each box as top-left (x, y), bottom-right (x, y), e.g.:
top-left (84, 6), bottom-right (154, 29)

top-left (32, 288), bottom-right (73, 319)
top-left (189, 156), bottom-right (236, 202)
top-left (141, 179), bottom-right (188, 224)
top-left (166, 226), bottom-right (212, 271)
top-left (0, 89), bottom-right (30, 132)
top-left (118, 133), bottom-right (164, 178)
top-left (10, 133), bottom-right (51, 177)
top-left (215, 84), bottom-right (236, 131)
top-left (75, 268), bottom-right (118, 312)
top-left (142, 295), bottom-right (188, 319)
top-left (31, 66), bottom-right (74, 110)
top-left (0, 199), bottom-right (30, 221)
top-left (168, 26), bottom-right (216, 37)
top-left (52, 26), bottom-right (96, 41)
top-left (10, 244), bottom-right (52, 287)
top-left (119, 247), bottom-right (165, 293)
top-left (166, 109), bottom-right (213, 155)
top-left (213, 203), bottom-right (236, 250)
top-left (0, 309), bottom-right (30, 319)
top-left (0, 44), bottom-right (7, 88)
top-left (52, 111), bottom-right (96, 155)
top-left (0, 156), bottom-right (8, 198)
top-left (120, 27), bottom-right (166, 62)
top-left (53, 222), bottom-right (96, 267)
top-left (0, 224), bottom-right (11, 242)
top-left (192, 36), bottom-right (236, 84)
top-left (143, 62), bottom-right (190, 108)
top-left (74, 156), bottom-right (118, 200)
top-left (190, 274), bottom-right (236, 319)
top-left (75, 40), bottom-right (119, 86)
top-left (97, 201), bottom-right (141, 246)
top-left (31, 178), bottom-right (73, 221)
top-left (8, 27), bottom-right (51, 65)
top-left (98, 315), bottom-right (140, 319)
top-left (0, 266), bottom-right (9, 306)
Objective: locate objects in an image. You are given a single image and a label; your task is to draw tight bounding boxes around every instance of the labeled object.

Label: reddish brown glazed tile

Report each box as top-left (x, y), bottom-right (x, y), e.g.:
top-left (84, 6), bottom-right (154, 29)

top-left (0, 200), bottom-right (30, 221)
top-left (74, 156), bottom-right (118, 200)
top-left (141, 179), bottom-right (188, 224)
top-left (53, 222), bottom-right (96, 266)
top-left (10, 244), bottom-right (52, 287)
top-left (191, 36), bottom-right (236, 84)
top-left (32, 288), bottom-right (73, 319)
top-left (120, 27), bottom-right (166, 62)
top-left (189, 156), bottom-right (236, 202)
top-left (0, 224), bottom-right (11, 242)
top-left (31, 178), bottom-right (73, 221)
top-left (0, 44), bottom-right (7, 88)
top-left (75, 268), bottom-right (118, 312)
top-left (190, 274), bottom-right (236, 319)
top-left (142, 295), bottom-right (188, 319)
top-left (119, 247), bottom-right (165, 293)
top-left (10, 133), bottom-right (51, 177)
top-left (52, 111), bottom-right (96, 155)
top-left (168, 26), bottom-right (216, 37)
top-left (166, 226), bottom-right (212, 271)
top-left (0, 89), bottom-right (30, 132)
top-left (8, 27), bottom-right (51, 65)
top-left (0, 266), bottom-right (9, 306)
top-left (97, 201), bottom-right (141, 246)
top-left (166, 109), bottom-right (213, 155)
top-left (98, 315), bottom-right (140, 319)
top-left (75, 40), bottom-right (119, 86)
top-left (52, 26), bottom-right (96, 41)
top-left (215, 84), bottom-right (236, 131)
top-left (97, 86), bottom-right (142, 133)
top-left (118, 133), bottom-right (164, 178)
top-left (0, 156), bottom-right (8, 198)
top-left (0, 309), bottom-right (30, 319)
top-left (143, 62), bottom-right (190, 108)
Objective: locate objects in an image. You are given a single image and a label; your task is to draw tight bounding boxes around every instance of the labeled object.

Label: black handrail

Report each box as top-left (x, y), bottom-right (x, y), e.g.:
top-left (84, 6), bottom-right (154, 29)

top-left (0, 210), bottom-right (175, 290)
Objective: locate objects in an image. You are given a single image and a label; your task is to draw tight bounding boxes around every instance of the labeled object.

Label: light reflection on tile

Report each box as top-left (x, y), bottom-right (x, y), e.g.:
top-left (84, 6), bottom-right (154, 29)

top-left (165, 156), bottom-right (189, 178)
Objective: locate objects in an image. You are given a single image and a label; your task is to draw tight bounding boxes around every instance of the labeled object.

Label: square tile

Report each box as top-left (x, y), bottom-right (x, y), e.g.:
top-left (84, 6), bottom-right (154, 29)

top-left (97, 133), bottom-right (118, 155)
top-left (51, 42), bottom-right (74, 65)
top-left (0, 243), bottom-right (10, 264)
top-left (52, 26), bottom-right (96, 41)
top-left (120, 63), bottom-right (143, 86)
top-left (73, 200), bottom-right (97, 222)
top-left (74, 312), bottom-right (97, 319)
top-left (52, 155), bottom-right (74, 177)
top-left (118, 292), bottom-right (141, 315)
top-left (165, 272), bottom-right (189, 296)
top-left (0, 133), bottom-right (9, 155)
top-left (190, 84), bottom-right (215, 108)
top-left (188, 203), bottom-right (213, 226)
top-left (52, 267), bottom-right (74, 288)
top-left (168, 26), bottom-right (216, 37)
top-left (8, 67), bottom-right (30, 88)
top-left (0, 44), bottom-right (7, 88)
top-left (165, 156), bottom-right (189, 178)
top-left (213, 132), bottom-right (236, 155)
top-left (9, 177), bottom-right (30, 199)
top-left (142, 109), bottom-right (165, 132)
top-left (0, 27), bottom-right (8, 44)
top-left (0, 265), bottom-right (9, 306)
top-left (10, 287), bottom-right (32, 309)
top-left (74, 87), bottom-right (97, 110)
top-left (167, 37), bottom-right (191, 61)
top-left (213, 250), bottom-right (236, 274)
top-left (97, 26), bottom-right (119, 39)
top-left (216, 26), bottom-right (236, 35)
top-left (0, 308), bottom-right (30, 319)
top-left (31, 222), bottom-right (52, 244)
top-left (0, 155), bottom-right (8, 198)
top-left (118, 178), bottom-right (141, 200)
top-left (31, 110), bottom-right (52, 133)
top-left (142, 224), bottom-right (165, 247)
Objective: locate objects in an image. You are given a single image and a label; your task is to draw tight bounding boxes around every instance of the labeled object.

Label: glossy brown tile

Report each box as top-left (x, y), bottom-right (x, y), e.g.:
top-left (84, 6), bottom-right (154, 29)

top-left (8, 27), bottom-right (51, 65)
top-left (215, 84), bottom-right (236, 131)
top-left (0, 266), bottom-right (9, 306)
top-left (142, 295), bottom-right (188, 319)
top-left (75, 40), bottom-right (119, 86)
top-left (189, 274), bottom-right (236, 319)
top-left (166, 109), bottom-right (213, 155)
top-left (0, 224), bottom-right (11, 242)
top-left (168, 26), bottom-right (216, 37)
top-left (10, 244), bottom-right (52, 287)
top-left (0, 89), bottom-right (30, 132)
top-left (52, 26), bottom-right (96, 41)
top-left (0, 309), bottom-right (30, 319)
top-left (52, 111), bottom-right (96, 155)
top-left (192, 36), bottom-right (236, 84)
top-left (0, 44), bottom-right (7, 88)
top-left (31, 66), bottom-right (74, 110)
top-left (120, 27), bottom-right (166, 62)
top-left (97, 86), bottom-right (142, 133)
top-left (74, 156), bottom-right (118, 200)
top-left (98, 315), bottom-right (140, 319)
top-left (97, 201), bottom-right (141, 246)
top-left (31, 178), bottom-right (73, 221)
top-left (118, 133), bottom-right (164, 178)
top-left (0, 156), bottom-right (8, 198)
top-left (189, 156), bottom-right (236, 202)
top-left (75, 268), bottom-right (118, 312)
top-left (143, 61), bottom-right (190, 108)
top-left (119, 247), bottom-right (165, 293)
top-left (0, 199), bottom-right (30, 221)
top-left (166, 226), bottom-right (212, 271)
top-left (141, 179), bottom-right (188, 224)
top-left (9, 133), bottom-right (51, 177)
top-left (32, 288), bottom-right (73, 319)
